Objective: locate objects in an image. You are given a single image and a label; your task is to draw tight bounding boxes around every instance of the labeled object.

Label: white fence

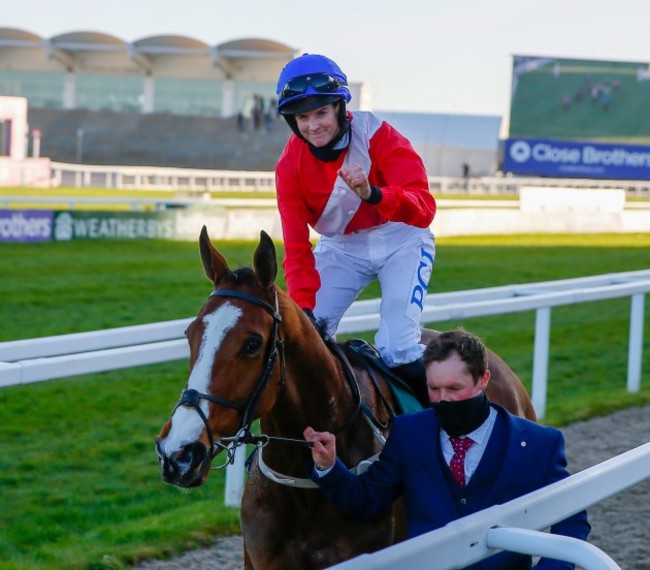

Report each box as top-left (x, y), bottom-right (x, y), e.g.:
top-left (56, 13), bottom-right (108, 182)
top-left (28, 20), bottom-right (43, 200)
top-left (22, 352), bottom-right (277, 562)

top-left (328, 442), bottom-right (650, 570)
top-left (50, 163), bottom-right (277, 193)
top-left (47, 161), bottom-right (650, 198)
top-left (1, 270), bottom-right (648, 421)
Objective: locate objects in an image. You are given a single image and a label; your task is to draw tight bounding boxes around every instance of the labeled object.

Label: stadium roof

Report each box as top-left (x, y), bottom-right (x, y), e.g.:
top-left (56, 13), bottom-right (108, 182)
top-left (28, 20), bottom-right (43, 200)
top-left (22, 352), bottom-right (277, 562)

top-left (133, 35), bottom-right (210, 55)
top-left (49, 30), bottom-right (125, 51)
top-left (0, 27), bottom-right (295, 57)
top-left (0, 27), bottom-right (43, 47)
top-left (217, 38), bottom-right (296, 58)
top-left (0, 27), bottom-right (297, 76)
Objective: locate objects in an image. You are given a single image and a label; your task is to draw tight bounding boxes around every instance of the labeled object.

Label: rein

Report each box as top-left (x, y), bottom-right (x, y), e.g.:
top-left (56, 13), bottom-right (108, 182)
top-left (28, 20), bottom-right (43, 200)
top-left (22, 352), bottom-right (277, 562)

top-left (235, 328), bottom-right (369, 488)
top-left (170, 286), bottom-right (370, 484)
top-left (249, 339), bottom-right (374, 489)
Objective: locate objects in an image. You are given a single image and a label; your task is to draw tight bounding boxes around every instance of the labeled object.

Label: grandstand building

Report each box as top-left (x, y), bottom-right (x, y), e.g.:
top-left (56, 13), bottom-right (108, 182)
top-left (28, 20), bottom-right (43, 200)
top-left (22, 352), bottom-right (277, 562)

top-left (0, 27), bottom-right (498, 176)
top-left (0, 27), bottom-right (370, 117)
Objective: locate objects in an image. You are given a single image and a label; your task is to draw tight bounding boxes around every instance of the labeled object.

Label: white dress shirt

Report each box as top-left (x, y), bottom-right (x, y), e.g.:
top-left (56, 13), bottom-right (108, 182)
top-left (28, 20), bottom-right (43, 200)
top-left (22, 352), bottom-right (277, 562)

top-left (439, 406), bottom-right (497, 485)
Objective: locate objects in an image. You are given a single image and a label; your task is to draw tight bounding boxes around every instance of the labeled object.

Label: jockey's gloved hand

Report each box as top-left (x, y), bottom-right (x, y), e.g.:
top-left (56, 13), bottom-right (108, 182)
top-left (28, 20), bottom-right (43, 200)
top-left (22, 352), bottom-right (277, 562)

top-left (303, 308), bottom-right (317, 326)
top-left (302, 308), bottom-right (333, 343)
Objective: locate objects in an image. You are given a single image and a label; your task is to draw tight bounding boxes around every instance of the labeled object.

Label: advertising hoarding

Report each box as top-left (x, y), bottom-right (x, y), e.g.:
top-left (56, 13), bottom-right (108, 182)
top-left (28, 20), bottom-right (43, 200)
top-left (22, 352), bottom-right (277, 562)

top-left (505, 55), bottom-right (650, 179)
top-left (0, 210), bottom-right (52, 242)
top-left (502, 137), bottom-right (650, 180)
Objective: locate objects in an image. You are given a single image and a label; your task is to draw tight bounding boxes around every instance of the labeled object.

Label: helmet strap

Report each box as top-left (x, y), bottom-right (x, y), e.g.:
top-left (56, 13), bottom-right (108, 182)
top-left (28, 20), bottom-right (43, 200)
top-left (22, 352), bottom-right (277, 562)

top-left (282, 114), bottom-right (303, 139)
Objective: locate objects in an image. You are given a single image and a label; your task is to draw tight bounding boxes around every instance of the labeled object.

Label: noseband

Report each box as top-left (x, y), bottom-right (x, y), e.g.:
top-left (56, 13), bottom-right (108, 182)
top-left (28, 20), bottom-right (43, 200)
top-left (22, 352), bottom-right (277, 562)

top-left (171, 287), bottom-right (285, 471)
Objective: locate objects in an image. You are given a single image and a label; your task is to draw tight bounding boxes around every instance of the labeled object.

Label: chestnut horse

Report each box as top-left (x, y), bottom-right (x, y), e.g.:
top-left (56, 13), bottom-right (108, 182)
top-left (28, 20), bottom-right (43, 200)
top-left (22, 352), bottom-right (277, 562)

top-left (156, 227), bottom-right (536, 569)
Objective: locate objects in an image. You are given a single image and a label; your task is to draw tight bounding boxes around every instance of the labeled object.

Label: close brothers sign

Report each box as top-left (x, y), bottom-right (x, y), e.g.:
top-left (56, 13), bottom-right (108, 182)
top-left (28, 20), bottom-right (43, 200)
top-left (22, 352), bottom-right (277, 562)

top-left (502, 138), bottom-right (650, 180)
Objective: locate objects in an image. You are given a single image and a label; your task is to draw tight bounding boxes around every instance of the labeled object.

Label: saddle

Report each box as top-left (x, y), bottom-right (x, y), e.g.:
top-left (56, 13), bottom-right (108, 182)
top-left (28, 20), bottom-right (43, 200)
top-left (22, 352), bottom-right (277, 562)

top-left (343, 339), bottom-right (424, 416)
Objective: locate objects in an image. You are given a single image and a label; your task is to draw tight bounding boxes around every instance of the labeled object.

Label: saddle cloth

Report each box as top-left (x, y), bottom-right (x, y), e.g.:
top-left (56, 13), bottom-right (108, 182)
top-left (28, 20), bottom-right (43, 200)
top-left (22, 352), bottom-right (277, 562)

top-left (345, 339), bottom-right (424, 415)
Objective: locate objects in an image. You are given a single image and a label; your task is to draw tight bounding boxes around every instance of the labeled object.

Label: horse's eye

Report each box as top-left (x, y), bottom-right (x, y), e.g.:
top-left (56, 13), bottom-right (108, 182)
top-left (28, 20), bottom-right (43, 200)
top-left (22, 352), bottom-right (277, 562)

top-left (243, 336), bottom-right (263, 356)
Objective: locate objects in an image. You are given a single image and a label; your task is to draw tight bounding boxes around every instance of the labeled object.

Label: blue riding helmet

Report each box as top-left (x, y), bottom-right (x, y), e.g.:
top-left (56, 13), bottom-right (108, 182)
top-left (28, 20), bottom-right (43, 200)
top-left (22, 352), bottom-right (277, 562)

top-left (276, 54), bottom-right (352, 115)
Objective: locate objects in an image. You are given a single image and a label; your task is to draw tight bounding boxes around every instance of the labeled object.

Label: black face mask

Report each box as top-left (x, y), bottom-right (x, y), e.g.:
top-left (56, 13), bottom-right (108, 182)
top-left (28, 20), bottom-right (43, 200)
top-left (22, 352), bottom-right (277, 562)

top-left (431, 392), bottom-right (490, 437)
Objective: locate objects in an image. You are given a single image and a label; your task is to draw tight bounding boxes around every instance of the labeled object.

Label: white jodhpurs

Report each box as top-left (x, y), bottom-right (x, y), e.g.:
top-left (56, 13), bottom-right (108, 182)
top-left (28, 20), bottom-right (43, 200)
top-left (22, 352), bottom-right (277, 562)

top-left (313, 221), bottom-right (435, 367)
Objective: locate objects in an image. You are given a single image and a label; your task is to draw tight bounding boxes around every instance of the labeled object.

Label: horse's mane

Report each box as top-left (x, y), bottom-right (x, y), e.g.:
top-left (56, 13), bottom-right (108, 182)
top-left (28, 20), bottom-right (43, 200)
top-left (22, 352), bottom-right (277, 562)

top-left (222, 266), bottom-right (255, 284)
top-left (225, 265), bottom-right (332, 343)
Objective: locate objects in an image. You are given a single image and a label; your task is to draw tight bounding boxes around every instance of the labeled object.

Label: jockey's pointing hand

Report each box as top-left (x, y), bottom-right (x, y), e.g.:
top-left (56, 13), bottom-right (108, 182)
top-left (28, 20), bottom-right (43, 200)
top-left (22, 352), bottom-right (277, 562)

top-left (338, 165), bottom-right (371, 200)
top-left (303, 426), bottom-right (336, 470)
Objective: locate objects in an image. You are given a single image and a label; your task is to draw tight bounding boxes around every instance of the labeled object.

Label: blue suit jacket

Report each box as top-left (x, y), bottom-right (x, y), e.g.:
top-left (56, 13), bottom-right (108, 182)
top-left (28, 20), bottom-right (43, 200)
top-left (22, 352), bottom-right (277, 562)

top-left (312, 405), bottom-right (590, 570)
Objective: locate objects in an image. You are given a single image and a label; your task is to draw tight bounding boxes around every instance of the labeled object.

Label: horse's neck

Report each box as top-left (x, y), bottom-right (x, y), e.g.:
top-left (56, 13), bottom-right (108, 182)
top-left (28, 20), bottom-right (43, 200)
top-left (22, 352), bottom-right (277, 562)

top-left (265, 326), bottom-right (352, 438)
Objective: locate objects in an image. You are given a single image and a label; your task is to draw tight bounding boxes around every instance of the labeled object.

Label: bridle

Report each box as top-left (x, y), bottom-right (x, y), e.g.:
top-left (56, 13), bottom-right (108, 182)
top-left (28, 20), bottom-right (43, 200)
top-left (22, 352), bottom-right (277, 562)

top-left (168, 285), bottom-right (364, 483)
top-left (169, 287), bottom-right (286, 475)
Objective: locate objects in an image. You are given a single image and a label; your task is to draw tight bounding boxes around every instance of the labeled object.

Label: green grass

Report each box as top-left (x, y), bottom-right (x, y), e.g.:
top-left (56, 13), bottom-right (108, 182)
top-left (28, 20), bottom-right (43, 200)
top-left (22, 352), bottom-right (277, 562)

top-left (0, 186), bottom-right (523, 205)
top-left (0, 365), bottom-right (240, 570)
top-left (1, 234), bottom-right (649, 569)
top-left (0, 186), bottom-right (278, 205)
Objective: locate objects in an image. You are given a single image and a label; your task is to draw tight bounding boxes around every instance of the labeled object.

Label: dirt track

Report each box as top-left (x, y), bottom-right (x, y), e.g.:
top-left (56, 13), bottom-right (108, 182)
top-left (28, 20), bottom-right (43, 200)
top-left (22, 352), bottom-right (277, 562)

top-left (136, 403), bottom-right (650, 569)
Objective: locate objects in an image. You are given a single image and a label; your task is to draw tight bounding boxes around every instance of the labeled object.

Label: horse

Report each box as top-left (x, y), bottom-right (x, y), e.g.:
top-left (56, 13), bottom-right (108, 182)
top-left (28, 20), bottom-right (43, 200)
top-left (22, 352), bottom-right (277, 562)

top-left (156, 227), bottom-right (537, 569)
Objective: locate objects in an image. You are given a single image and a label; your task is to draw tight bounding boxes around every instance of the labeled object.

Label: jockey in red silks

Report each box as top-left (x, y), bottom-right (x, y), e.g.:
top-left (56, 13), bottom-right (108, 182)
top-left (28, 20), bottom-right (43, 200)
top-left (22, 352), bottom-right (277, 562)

top-left (275, 53), bottom-right (437, 406)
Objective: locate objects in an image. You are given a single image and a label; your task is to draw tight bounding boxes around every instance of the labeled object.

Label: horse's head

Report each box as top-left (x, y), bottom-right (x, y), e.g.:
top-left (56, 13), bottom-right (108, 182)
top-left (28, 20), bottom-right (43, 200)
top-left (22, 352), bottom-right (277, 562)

top-left (156, 226), bottom-right (285, 487)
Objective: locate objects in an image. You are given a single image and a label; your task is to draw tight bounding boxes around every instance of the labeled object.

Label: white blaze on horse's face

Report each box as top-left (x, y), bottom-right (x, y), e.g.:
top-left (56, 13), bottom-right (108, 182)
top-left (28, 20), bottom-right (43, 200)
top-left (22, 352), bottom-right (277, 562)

top-left (161, 303), bottom-right (242, 454)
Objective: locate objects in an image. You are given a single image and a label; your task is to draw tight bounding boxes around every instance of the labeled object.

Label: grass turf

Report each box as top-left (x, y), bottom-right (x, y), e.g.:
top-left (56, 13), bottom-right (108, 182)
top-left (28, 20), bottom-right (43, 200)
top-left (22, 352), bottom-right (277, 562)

top-left (1, 233), bottom-right (649, 569)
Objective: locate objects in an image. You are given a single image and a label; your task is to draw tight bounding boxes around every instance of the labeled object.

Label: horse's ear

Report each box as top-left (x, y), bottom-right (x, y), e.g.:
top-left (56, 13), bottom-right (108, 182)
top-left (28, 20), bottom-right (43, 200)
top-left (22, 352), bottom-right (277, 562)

top-left (199, 225), bottom-right (229, 284)
top-left (253, 230), bottom-right (277, 290)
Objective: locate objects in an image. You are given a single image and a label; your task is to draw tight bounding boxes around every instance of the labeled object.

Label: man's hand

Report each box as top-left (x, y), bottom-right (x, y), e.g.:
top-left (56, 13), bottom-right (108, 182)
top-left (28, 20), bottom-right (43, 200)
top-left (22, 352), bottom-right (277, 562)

top-left (338, 165), bottom-right (371, 200)
top-left (303, 426), bottom-right (337, 470)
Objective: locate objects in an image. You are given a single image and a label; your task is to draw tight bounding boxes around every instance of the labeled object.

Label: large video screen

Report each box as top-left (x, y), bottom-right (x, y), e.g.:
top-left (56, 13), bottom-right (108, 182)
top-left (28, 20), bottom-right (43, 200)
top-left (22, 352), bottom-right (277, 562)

top-left (508, 55), bottom-right (650, 144)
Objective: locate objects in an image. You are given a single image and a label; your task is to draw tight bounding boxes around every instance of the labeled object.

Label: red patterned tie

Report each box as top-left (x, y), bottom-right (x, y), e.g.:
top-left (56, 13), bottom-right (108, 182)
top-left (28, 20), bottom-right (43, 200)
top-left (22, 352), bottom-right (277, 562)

top-left (450, 436), bottom-right (474, 488)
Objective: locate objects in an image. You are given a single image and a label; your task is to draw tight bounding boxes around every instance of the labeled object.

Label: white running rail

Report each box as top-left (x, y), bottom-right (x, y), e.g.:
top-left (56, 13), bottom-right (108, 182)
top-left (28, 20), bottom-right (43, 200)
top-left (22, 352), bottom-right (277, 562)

top-left (47, 161), bottom-right (650, 198)
top-left (1, 269), bottom-right (647, 420)
top-left (326, 442), bottom-right (650, 570)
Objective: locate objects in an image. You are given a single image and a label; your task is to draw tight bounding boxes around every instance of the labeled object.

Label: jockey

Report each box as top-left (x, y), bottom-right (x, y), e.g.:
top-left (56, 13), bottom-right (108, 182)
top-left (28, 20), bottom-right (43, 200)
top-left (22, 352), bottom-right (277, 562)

top-left (274, 53), bottom-right (437, 406)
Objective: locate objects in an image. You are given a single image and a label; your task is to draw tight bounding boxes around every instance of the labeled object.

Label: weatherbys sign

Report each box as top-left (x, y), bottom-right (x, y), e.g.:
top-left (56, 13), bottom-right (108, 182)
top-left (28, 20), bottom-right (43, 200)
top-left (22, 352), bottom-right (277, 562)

top-left (52, 211), bottom-right (175, 241)
top-left (502, 137), bottom-right (650, 180)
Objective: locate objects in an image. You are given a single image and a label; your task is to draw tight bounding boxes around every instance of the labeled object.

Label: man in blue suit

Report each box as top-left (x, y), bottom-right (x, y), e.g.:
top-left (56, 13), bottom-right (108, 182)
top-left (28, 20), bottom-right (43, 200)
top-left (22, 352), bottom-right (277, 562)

top-left (304, 329), bottom-right (590, 569)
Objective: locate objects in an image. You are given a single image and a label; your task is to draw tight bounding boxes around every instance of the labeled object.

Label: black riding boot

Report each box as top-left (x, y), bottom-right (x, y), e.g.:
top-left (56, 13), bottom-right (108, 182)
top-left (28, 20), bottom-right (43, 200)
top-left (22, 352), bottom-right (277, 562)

top-left (391, 358), bottom-right (429, 408)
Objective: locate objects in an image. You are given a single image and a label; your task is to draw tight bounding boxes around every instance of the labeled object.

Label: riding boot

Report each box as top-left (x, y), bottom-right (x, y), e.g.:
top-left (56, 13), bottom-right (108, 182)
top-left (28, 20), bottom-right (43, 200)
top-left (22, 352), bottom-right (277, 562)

top-left (391, 358), bottom-right (430, 408)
